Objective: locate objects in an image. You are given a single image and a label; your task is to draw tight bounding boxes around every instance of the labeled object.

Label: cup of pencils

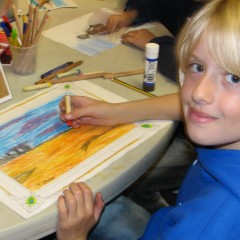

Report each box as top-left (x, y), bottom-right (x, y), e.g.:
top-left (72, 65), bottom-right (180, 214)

top-left (10, 43), bottom-right (38, 75)
top-left (6, 3), bottom-right (50, 75)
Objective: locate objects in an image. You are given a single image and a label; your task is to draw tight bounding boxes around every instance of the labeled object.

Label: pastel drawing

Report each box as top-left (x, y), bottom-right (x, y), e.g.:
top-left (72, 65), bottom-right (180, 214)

top-left (0, 96), bottom-right (135, 191)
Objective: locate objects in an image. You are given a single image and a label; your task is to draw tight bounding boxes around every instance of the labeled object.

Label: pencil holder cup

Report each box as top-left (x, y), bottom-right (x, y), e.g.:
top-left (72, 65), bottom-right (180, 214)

top-left (10, 44), bottom-right (38, 76)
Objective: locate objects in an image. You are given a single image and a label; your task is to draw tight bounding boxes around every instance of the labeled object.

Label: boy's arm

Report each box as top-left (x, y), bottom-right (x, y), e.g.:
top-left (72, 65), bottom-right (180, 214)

top-left (114, 92), bottom-right (182, 123)
top-left (59, 92), bottom-right (182, 128)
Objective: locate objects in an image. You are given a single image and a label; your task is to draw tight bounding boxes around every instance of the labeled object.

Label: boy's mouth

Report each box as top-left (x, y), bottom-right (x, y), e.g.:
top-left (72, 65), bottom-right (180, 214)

top-left (188, 107), bottom-right (217, 124)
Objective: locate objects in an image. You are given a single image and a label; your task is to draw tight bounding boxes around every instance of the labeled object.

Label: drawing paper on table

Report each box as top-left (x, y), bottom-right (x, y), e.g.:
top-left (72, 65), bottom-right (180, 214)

top-left (43, 8), bottom-right (154, 56)
top-left (0, 63), bottom-right (12, 104)
top-left (0, 81), bottom-right (171, 218)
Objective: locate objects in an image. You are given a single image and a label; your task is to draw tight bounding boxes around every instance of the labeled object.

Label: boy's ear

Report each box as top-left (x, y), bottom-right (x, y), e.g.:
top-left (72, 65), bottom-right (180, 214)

top-left (178, 70), bottom-right (185, 87)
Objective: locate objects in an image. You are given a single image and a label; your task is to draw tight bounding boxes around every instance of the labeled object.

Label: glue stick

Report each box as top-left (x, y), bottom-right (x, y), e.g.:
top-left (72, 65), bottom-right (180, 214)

top-left (143, 43), bottom-right (159, 92)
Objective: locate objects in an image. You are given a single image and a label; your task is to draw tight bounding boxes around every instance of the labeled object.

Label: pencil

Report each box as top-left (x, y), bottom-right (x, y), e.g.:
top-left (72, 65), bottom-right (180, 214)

top-left (22, 19), bottom-right (33, 47)
top-left (22, 15), bottom-right (28, 35)
top-left (112, 78), bottom-right (156, 98)
top-left (12, 3), bottom-right (23, 40)
top-left (28, 3), bottom-right (34, 24)
top-left (31, 10), bottom-right (50, 46)
top-left (35, 60), bottom-right (84, 84)
top-left (31, 6), bottom-right (39, 43)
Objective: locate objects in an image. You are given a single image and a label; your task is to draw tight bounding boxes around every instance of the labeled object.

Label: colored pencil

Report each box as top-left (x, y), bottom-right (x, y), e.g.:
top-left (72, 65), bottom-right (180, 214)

top-left (12, 3), bottom-right (23, 40)
top-left (112, 78), bottom-right (156, 98)
top-left (35, 61), bottom-right (84, 84)
top-left (31, 10), bottom-right (50, 45)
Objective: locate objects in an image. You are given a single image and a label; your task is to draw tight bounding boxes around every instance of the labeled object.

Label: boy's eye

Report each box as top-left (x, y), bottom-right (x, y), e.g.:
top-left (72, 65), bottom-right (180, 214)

top-left (189, 63), bottom-right (204, 73)
top-left (225, 74), bottom-right (240, 85)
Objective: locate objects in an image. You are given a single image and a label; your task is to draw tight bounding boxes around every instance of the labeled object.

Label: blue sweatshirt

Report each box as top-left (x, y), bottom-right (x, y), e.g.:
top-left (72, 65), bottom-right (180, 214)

top-left (139, 148), bottom-right (240, 239)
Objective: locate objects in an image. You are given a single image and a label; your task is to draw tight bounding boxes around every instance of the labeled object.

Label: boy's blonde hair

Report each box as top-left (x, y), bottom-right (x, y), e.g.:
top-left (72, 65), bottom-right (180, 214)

top-left (177, 0), bottom-right (240, 81)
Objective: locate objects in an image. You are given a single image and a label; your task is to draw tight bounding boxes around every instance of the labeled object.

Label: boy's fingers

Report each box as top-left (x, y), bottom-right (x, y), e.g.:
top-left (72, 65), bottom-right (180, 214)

top-left (58, 195), bottom-right (68, 222)
top-left (94, 192), bottom-right (105, 220)
top-left (78, 182), bottom-right (95, 213)
top-left (63, 188), bottom-right (78, 217)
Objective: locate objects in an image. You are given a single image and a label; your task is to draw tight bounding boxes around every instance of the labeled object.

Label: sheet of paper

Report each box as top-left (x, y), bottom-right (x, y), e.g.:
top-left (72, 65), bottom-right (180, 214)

top-left (27, 0), bottom-right (77, 11)
top-left (43, 8), bottom-right (154, 56)
top-left (0, 81), bottom-right (171, 219)
top-left (0, 63), bottom-right (12, 103)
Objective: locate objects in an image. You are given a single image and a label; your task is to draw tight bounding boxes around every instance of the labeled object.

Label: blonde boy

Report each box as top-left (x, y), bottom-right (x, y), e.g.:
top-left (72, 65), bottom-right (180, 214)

top-left (58, 0), bottom-right (240, 239)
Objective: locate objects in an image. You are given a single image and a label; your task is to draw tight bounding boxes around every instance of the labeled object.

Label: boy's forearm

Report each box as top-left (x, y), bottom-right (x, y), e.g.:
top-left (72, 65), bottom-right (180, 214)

top-left (115, 92), bottom-right (183, 124)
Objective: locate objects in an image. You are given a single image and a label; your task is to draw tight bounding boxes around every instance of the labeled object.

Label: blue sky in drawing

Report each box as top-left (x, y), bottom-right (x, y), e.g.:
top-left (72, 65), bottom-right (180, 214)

top-left (0, 95), bottom-right (70, 160)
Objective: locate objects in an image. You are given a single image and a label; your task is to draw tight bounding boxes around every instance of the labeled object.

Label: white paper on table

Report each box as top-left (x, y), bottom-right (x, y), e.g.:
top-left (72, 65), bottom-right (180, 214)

top-left (27, 0), bottom-right (78, 11)
top-left (42, 8), bottom-right (154, 56)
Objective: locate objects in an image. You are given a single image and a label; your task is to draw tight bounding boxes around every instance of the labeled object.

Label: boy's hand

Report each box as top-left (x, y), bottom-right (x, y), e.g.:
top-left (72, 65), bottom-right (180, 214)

top-left (57, 182), bottom-right (105, 240)
top-left (59, 96), bottom-right (120, 128)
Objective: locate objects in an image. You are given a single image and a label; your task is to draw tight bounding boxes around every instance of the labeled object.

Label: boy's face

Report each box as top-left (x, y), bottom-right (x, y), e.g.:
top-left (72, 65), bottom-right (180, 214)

top-left (0, 0), bottom-right (13, 16)
top-left (181, 33), bottom-right (240, 149)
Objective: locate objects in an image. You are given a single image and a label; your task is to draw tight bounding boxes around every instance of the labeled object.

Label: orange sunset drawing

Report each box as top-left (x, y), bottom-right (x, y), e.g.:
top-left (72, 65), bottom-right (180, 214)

top-left (0, 124), bottom-right (135, 191)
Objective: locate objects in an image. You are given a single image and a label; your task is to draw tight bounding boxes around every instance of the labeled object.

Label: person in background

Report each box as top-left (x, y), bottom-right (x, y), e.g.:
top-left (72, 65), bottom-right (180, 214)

top-left (57, 0), bottom-right (240, 239)
top-left (0, 0), bottom-right (13, 16)
top-left (106, 0), bottom-right (206, 81)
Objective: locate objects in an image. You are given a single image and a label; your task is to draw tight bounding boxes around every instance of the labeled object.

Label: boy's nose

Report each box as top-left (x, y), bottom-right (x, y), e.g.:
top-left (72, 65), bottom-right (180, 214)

top-left (192, 73), bottom-right (215, 105)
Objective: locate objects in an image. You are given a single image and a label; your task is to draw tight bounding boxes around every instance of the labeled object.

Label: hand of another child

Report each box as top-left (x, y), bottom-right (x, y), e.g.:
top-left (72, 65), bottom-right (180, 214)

top-left (57, 182), bottom-right (105, 240)
top-left (106, 10), bottom-right (138, 33)
top-left (121, 29), bottom-right (156, 49)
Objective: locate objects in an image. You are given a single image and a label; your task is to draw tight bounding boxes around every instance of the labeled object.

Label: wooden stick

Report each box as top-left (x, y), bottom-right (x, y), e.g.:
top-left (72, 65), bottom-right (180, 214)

top-left (41, 72), bottom-right (107, 84)
top-left (36, 69), bottom-right (144, 84)
top-left (35, 60), bottom-right (84, 84)
top-left (103, 69), bottom-right (144, 79)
